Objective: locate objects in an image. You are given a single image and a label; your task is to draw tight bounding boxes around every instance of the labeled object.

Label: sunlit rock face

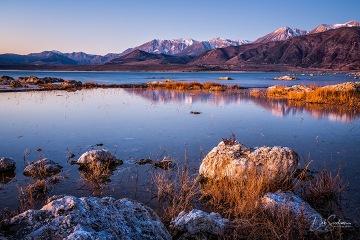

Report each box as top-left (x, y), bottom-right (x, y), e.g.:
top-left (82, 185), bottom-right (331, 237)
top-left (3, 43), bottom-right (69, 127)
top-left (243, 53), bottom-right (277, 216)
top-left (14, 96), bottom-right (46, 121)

top-left (73, 149), bottom-right (122, 166)
top-left (199, 141), bottom-right (299, 181)
top-left (2, 195), bottom-right (171, 240)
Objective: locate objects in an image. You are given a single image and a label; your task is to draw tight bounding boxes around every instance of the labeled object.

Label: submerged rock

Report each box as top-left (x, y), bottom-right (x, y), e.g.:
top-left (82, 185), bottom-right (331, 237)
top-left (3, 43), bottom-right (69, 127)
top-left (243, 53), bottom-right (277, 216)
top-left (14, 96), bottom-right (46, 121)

top-left (2, 195), bottom-right (171, 240)
top-left (261, 192), bottom-right (328, 233)
top-left (0, 157), bottom-right (16, 172)
top-left (72, 149), bottom-right (122, 166)
top-left (171, 209), bottom-right (229, 237)
top-left (23, 158), bottom-right (62, 178)
top-left (199, 141), bottom-right (299, 180)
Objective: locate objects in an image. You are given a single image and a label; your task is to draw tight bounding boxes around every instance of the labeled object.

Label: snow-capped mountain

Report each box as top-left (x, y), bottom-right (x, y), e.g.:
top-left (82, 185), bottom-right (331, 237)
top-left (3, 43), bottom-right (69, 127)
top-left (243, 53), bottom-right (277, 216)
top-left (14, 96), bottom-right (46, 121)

top-left (119, 38), bottom-right (251, 57)
top-left (254, 27), bottom-right (308, 43)
top-left (309, 20), bottom-right (360, 34)
top-left (207, 37), bottom-right (251, 49)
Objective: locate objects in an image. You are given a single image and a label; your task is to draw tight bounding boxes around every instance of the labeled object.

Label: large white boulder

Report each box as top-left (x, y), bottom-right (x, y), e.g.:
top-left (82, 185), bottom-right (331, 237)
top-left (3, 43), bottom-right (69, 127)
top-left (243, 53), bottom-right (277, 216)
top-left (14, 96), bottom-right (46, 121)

top-left (261, 192), bottom-right (328, 233)
top-left (199, 141), bottom-right (299, 180)
top-left (3, 195), bottom-right (171, 240)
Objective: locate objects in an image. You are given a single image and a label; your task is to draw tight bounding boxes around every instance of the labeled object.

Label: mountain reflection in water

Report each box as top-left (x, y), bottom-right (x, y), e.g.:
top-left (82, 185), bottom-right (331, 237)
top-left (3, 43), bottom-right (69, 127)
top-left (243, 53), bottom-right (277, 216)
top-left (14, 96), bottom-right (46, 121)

top-left (126, 89), bottom-right (360, 122)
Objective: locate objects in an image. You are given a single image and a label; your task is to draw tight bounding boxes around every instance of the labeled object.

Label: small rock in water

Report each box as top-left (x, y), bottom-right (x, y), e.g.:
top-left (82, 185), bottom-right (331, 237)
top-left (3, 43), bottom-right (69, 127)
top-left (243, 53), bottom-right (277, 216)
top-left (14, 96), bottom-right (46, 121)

top-left (154, 157), bottom-right (176, 170)
top-left (72, 149), bottom-right (122, 166)
top-left (274, 75), bottom-right (299, 80)
top-left (0, 157), bottom-right (16, 172)
top-left (218, 77), bottom-right (233, 80)
top-left (23, 158), bottom-right (63, 178)
top-left (190, 111), bottom-right (201, 114)
top-left (136, 158), bottom-right (154, 165)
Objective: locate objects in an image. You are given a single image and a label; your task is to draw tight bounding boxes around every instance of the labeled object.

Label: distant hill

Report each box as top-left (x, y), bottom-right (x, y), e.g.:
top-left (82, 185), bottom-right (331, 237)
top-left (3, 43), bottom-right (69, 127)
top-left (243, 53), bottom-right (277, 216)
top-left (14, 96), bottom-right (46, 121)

top-left (107, 49), bottom-right (192, 65)
top-left (191, 27), bottom-right (360, 70)
top-left (0, 20), bottom-right (359, 71)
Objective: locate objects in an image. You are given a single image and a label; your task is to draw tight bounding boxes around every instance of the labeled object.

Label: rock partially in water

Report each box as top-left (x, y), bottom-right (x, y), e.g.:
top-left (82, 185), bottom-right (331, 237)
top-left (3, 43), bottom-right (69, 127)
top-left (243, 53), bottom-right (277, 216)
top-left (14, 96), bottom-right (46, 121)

top-left (60, 80), bottom-right (82, 89)
top-left (23, 158), bottom-right (62, 178)
top-left (154, 157), bottom-right (176, 170)
top-left (274, 75), bottom-right (299, 80)
top-left (0, 76), bottom-right (15, 84)
top-left (199, 141), bottom-right (299, 181)
top-left (0, 157), bottom-right (16, 172)
top-left (1, 195), bottom-right (171, 240)
top-left (171, 209), bottom-right (229, 238)
top-left (136, 158), bottom-right (154, 165)
top-left (261, 192), bottom-right (328, 233)
top-left (72, 149), bottom-right (122, 166)
top-left (218, 77), bottom-right (233, 80)
top-left (18, 76), bottom-right (65, 85)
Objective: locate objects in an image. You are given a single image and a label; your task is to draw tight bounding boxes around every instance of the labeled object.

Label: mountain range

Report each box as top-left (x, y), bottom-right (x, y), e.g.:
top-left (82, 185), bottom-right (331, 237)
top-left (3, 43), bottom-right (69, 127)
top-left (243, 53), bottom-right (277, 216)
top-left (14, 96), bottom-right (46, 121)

top-left (0, 20), bottom-right (359, 71)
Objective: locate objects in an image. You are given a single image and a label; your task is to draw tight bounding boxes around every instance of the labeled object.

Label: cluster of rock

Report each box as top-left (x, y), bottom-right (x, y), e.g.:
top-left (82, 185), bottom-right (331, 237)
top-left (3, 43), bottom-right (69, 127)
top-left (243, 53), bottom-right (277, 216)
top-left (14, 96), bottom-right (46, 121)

top-left (1, 195), bottom-right (172, 240)
top-left (199, 140), bottom-right (328, 234)
top-left (274, 75), bottom-right (299, 80)
top-left (0, 140), bottom-right (336, 238)
top-left (0, 75), bottom-right (82, 91)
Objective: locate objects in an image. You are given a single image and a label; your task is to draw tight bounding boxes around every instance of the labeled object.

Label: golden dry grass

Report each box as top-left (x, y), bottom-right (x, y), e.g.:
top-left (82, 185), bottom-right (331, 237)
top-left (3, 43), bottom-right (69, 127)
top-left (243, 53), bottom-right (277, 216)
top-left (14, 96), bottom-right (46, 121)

top-left (146, 81), bottom-right (240, 92)
top-left (152, 156), bottom-right (348, 239)
top-left (152, 161), bottom-right (200, 224)
top-left (251, 85), bottom-right (360, 107)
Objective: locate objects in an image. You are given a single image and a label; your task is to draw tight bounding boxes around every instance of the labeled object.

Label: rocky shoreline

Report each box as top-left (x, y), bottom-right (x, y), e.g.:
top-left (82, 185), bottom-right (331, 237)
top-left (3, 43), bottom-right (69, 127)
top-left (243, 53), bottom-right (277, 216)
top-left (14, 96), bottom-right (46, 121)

top-left (0, 139), bottom-right (357, 239)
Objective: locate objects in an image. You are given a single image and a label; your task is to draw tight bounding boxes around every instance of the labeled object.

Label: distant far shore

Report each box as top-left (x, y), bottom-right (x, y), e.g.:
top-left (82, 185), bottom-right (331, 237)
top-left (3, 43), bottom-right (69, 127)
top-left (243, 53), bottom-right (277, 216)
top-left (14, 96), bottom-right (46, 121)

top-left (1, 64), bottom-right (359, 73)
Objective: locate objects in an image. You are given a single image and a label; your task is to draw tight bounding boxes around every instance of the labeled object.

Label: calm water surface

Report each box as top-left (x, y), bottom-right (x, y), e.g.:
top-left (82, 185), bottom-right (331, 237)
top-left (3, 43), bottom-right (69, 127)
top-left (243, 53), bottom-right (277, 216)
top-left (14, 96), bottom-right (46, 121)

top-left (0, 74), bottom-right (359, 222)
top-left (0, 70), bottom-right (358, 88)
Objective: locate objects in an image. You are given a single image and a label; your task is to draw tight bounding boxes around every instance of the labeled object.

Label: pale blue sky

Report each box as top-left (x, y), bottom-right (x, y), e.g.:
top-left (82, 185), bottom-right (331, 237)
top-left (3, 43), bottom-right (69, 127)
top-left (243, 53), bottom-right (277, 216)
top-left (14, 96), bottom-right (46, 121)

top-left (1, 0), bottom-right (359, 55)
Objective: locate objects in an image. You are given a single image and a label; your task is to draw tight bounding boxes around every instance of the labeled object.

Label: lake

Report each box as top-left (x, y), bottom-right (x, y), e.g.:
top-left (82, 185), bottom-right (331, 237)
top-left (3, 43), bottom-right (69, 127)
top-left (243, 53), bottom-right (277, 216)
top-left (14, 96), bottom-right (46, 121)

top-left (0, 71), bottom-right (359, 222)
top-left (0, 70), bottom-right (358, 88)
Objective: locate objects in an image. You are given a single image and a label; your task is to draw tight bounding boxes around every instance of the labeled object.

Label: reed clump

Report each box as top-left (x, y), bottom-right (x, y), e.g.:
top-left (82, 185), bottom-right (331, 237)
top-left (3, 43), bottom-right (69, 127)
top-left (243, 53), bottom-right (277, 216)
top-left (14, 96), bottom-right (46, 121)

top-left (152, 161), bottom-right (200, 224)
top-left (146, 81), bottom-right (241, 92)
top-left (251, 84), bottom-right (360, 109)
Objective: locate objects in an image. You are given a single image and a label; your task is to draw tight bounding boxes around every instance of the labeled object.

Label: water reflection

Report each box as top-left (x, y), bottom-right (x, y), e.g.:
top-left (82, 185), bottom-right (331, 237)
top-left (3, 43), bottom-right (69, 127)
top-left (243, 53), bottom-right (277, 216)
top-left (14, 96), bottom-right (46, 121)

top-left (126, 89), bottom-right (360, 122)
top-left (0, 171), bottom-right (16, 184)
